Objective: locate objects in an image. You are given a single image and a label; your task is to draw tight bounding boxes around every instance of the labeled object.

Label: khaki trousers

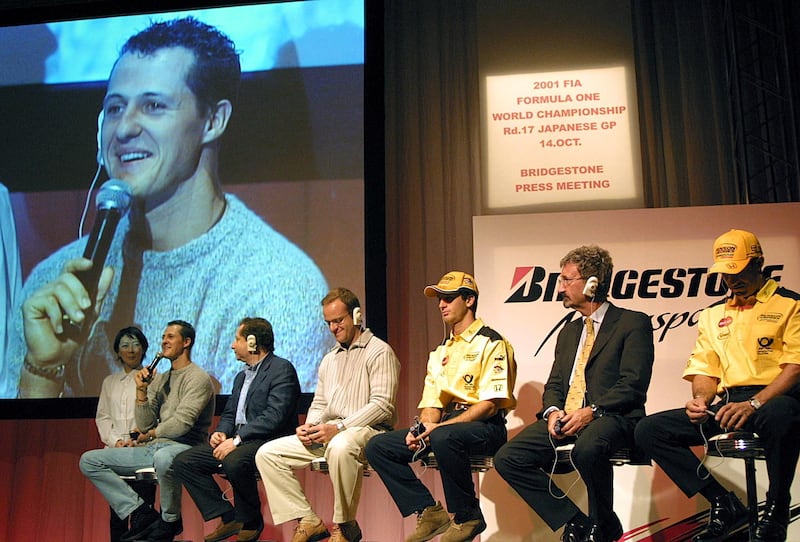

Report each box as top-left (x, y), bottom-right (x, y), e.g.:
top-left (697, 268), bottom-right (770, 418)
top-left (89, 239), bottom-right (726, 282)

top-left (255, 426), bottom-right (381, 524)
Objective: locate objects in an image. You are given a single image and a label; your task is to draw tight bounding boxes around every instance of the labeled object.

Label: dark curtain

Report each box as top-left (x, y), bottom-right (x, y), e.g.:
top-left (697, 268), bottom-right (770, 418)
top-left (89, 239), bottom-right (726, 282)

top-left (384, 0), bottom-right (482, 417)
top-left (632, 0), bottom-right (739, 206)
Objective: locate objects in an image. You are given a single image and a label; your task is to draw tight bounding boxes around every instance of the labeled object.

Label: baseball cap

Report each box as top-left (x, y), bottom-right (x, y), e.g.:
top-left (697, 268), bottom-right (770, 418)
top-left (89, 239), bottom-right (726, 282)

top-left (709, 229), bottom-right (763, 274)
top-left (424, 271), bottom-right (479, 297)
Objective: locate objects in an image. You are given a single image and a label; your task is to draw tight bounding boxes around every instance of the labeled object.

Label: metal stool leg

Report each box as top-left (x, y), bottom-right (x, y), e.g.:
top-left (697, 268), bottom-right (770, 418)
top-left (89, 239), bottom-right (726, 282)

top-left (744, 456), bottom-right (758, 541)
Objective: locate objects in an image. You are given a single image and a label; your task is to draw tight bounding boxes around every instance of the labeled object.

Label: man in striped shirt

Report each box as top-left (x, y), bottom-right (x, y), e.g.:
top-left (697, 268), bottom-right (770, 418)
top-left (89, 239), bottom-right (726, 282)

top-left (255, 287), bottom-right (400, 542)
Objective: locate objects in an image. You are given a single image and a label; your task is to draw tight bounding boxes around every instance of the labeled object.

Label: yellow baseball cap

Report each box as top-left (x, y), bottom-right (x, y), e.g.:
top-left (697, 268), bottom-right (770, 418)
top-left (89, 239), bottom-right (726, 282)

top-left (709, 229), bottom-right (763, 274)
top-left (424, 271), bottom-right (479, 297)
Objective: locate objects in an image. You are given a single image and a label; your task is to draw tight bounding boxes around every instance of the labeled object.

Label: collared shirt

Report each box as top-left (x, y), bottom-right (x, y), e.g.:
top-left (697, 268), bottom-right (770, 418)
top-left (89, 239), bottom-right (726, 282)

top-left (235, 357), bottom-right (264, 427)
top-left (684, 279), bottom-right (800, 391)
top-left (418, 318), bottom-right (517, 411)
top-left (96, 369), bottom-right (139, 447)
top-left (568, 302), bottom-right (609, 385)
top-left (306, 328), bottom-right (400, 430)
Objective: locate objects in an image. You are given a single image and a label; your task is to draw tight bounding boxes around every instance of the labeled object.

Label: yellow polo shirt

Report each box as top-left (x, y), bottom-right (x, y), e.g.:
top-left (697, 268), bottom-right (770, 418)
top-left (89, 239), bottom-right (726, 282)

top-left (419, 318), bottom-right (517, 411)
top-left (683, 279), bottom-right (800, 391)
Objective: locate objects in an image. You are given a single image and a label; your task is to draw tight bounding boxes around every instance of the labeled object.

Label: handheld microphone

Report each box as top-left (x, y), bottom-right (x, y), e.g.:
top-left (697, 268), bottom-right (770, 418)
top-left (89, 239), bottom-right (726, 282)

top-left (75, 179), bottom-right (132, 300)
top-left (62, 179), bottom-right (132, 339)
top-left (142, 352), bottom-right (164, 383)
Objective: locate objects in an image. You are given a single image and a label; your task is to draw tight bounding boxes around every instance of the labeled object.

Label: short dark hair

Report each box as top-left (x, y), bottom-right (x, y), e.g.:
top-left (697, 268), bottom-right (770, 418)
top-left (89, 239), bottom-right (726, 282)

top-left (239, 317), bottom-right (275, 352)
top-left (119, 16), bottom-right (241, 114)
top-left (460, 289), bottom-right (478, 314)
top-left (560, 245), bottom-right (614, 301)
top-left (167, 319), bottom-right (196, 350)
top-left (322, 287), bottom-right (361, 316)
top-left (113, 326), bottom-right (149, 357)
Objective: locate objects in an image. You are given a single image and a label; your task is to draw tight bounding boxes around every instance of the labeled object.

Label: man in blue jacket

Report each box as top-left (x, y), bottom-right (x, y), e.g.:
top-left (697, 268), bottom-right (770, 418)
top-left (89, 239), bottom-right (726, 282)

top-left (173, 317), bottom-right (301, 542)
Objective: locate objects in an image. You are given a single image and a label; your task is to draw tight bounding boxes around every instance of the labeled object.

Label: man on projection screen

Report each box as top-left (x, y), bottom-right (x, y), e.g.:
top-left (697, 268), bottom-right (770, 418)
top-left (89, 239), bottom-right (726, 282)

top-left (11, 17), bottom-right (329, 398)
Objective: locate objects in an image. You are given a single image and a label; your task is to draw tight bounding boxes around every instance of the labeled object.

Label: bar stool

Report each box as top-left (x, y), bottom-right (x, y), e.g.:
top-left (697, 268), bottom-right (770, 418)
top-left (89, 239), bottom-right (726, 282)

top-left (554, 443), bottom-right (650, 473)
top-left (705, 431), bottom-right (766, 540)
top-left (419, 453), bottom-right (495, 473)
top-left (310, 456), bottom-right (372, 476)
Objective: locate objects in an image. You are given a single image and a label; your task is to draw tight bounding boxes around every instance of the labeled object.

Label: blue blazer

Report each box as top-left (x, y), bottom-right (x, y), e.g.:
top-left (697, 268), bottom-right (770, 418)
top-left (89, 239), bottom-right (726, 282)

top-left (216, 352), bottom-right (301, 442)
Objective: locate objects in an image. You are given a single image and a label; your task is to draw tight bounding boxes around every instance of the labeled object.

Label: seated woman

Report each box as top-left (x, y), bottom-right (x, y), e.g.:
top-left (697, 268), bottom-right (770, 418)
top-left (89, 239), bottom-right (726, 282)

top-left (95, 326), bottom-right (157, 542)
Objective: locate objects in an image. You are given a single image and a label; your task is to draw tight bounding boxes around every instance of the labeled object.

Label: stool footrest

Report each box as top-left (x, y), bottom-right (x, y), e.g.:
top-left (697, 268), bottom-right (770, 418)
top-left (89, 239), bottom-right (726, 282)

top-left (707, 432), bottom-right (765, 459)
top-left (419, 453), bottom-right (494, 473)
top-left (310, 457), bottom-right (371, 476)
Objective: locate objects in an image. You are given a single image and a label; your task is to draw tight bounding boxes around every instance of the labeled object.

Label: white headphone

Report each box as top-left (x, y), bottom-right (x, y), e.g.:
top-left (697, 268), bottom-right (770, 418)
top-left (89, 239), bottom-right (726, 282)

top-left (96, 110), bottom-right (104, 166)
top-left (583, 276), bottom-right (599, 297)
top-left (246, 334), bottom-right (257, 353)
top-left (352, 307), bottom-right (362, 327)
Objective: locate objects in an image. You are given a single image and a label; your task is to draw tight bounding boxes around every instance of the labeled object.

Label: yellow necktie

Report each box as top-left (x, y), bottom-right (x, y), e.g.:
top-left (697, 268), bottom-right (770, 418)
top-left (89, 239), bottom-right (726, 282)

top-left (564, 317), bottom-right (594, 413)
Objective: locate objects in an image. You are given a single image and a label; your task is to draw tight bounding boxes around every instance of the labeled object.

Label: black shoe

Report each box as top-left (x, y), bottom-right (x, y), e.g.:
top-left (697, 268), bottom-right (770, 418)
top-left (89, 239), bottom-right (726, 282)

top-left (146, 518), bottom-right (183, 542)
top-left (754, 501), bottom-right (789, 542)
top-left (692, 491), bottom-right (748, 542)
top-left (561, 513), bottom-right (590, 542)
top-left (584, 514), bottom-right (624, 542)
top-left (121, 505), bottom-right (160, 542)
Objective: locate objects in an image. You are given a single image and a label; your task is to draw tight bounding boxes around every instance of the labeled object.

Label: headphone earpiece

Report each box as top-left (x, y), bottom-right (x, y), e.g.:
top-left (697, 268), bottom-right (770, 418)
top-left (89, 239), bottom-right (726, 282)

top-left (96, 110), bottom-right (104, 166)
top-left (352, 307), bottom-right (362, 327)
top-left (246, 334), bottom-right (257, 354)
top-left (583, 276), bottom-right (599, 297)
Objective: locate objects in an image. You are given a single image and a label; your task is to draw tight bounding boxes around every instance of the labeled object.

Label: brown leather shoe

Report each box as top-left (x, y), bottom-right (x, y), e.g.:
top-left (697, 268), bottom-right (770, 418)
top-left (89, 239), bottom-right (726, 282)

top-left (405, 502), bottom-right (451, 542)
top-left (291, 518), bottom-right (331, 542)
top-left (205, 520), bottom-right (243, 542)
top-left (237, 523), bottom-right (265, 542)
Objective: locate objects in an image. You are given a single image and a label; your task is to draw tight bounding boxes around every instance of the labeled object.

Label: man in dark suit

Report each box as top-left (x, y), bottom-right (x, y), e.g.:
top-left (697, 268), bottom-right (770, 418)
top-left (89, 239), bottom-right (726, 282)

top-left (494, 245), bottom-right (654, 542)
top-left (172, 317), bottom-right (301, 542)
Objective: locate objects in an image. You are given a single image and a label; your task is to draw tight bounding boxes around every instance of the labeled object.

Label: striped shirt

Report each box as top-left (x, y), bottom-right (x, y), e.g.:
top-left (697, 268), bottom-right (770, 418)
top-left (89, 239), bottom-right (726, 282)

top-left (306, 328), bottom-right (400, 430)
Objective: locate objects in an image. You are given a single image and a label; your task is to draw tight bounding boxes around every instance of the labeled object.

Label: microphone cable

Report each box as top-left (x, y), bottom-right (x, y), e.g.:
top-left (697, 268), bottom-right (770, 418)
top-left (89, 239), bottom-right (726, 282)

top-left (78, 162), bottom-right (104, 239)
top-left (547, 432), bottom-right (583, 500)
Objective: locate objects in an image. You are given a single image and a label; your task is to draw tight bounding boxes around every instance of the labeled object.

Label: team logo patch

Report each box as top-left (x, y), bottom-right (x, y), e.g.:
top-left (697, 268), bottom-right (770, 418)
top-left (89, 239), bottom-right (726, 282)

top-left (757, 337), bottom-right (774, 355)
top-left (758, 312), bottom-right (782, 323)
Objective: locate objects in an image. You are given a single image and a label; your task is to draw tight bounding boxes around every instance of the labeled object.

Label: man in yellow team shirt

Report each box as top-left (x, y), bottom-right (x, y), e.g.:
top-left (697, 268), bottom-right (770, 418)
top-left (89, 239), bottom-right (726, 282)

top-left (636, 229), bottom-right (800, 542)
top-left (366, 271), bottom-right (517, 542)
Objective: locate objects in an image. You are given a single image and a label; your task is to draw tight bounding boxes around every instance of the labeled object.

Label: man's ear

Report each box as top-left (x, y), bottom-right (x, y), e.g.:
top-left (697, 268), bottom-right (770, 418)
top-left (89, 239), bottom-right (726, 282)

top-left (202, 99), bottom-right (232, 144)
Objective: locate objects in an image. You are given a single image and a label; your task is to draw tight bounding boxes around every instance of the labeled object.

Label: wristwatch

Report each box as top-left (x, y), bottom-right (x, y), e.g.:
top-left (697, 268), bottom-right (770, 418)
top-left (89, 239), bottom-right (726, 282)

top-left (749, 397), bottom-right (762, 411)
top-left (336, 421), bottom-right (345, 432)
top-left (590, 404), bottom-right (604, 419)
top-left (233, 435), bottom-right (242, 446)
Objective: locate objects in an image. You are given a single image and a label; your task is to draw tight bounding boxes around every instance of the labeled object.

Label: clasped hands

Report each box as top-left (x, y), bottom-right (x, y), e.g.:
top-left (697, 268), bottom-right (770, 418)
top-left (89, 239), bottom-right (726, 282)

top-left (547, 407), bottom-right (593, 438)
top-left (297, 422), bottom-right (339, 448)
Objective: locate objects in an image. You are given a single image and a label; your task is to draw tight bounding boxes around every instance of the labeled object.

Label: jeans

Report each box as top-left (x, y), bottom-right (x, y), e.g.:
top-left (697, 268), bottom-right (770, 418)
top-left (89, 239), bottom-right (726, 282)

top-left (79, 440), bottom-right (191, 522)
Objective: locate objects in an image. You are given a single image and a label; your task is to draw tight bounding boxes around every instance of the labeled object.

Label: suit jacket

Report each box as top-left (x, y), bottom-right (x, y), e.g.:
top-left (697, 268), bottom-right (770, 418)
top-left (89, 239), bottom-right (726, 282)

top-left (540, 303), bottom-right (654, 419)
top-left (216, 352), bottom-right (301, 442)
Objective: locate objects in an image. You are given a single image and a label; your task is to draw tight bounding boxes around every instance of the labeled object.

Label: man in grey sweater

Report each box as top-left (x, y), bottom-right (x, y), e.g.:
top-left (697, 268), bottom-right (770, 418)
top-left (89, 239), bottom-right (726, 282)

top-left (80, 320), bottom-right (214, 542)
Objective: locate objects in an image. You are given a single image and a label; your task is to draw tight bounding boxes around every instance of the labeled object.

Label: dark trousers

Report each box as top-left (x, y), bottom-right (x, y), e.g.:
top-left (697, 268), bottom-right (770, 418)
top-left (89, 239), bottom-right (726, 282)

top-left (365, 416), bottom-right (507, 523)
top-left (172, 439), bottom-right (266, 524)
top-left (110, 479), bottom-right (157, 542)
top-left (635, 386), bottom-right (800, 508)
top-left (494, 415), bottom-right (634, 531)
